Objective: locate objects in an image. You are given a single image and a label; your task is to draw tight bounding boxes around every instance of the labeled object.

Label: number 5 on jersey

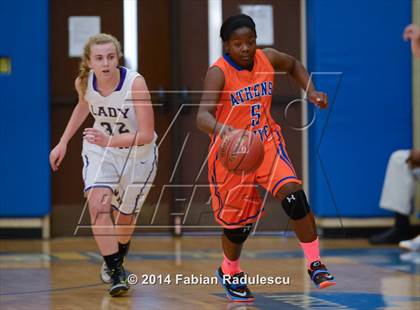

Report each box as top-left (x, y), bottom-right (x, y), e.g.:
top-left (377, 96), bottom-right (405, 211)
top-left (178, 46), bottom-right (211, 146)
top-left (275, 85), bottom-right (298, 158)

top-left (251, 103), bottom-right (261, 128)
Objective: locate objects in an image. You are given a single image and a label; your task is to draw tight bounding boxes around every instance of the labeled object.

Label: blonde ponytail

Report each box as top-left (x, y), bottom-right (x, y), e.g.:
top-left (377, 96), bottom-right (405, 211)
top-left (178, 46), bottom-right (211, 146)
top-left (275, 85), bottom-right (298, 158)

top-left (77, 33), bottom-right (123, 96)
top-left (78, 60), bottom-right (91, 96)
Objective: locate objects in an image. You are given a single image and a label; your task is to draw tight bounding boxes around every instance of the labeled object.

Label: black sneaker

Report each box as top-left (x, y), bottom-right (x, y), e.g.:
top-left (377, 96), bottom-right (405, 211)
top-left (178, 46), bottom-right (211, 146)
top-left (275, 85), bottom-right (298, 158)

top-left (101, 261), bottom-right (134, 284)
top-left (109, 265), bottom-right (130, 297)
top-left (308, 261), bottom-right (336, 289)
top-left (216, 267), bottom-right (255, 302)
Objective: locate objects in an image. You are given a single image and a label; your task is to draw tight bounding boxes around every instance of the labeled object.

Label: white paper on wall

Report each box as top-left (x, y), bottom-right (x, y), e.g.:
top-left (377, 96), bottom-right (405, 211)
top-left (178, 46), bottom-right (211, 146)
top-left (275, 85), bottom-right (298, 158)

top-left (68, 16), bottom-right (101, 57)
top-left (240, 5), bottom-right (274, 46)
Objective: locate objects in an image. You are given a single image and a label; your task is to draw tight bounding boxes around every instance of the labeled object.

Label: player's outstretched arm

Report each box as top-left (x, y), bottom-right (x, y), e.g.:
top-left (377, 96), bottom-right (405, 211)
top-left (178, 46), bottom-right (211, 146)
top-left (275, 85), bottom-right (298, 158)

top-left (263, 48), bottom-right (328, 109)
top-left (403, 24), bottom-right (420, 58)
top-left (49, 77), bottom-right (90, 171)
top-left (196, 66), bottom-right (234, 137)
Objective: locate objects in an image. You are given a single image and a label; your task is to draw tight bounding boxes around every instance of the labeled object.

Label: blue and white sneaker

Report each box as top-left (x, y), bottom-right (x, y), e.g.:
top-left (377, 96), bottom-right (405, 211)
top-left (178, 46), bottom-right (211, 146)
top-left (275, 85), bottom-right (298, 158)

top-left (216, 267), bottom-right (255, 302)
top-left (308, 261), bottom-right (336, 289)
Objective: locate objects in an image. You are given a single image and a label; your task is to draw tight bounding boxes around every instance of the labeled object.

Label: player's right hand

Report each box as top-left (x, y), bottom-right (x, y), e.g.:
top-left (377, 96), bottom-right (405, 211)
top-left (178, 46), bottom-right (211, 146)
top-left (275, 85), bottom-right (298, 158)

top-left (219, 124), bottom-right (236, 139)
top-left (49, 142), bottom-right (67, 171)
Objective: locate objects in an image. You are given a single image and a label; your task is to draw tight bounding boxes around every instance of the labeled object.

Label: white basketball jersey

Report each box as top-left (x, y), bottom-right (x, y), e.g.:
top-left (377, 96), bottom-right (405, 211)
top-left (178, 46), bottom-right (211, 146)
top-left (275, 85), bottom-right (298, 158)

top-left (85, 66), bottom-right (140, 134)
top-left (84, 66), bottom-right (156, 157)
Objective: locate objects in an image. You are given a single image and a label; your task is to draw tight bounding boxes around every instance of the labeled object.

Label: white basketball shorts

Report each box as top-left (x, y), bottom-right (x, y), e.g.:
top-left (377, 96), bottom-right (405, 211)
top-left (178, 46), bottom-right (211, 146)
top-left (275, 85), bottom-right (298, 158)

top-left (82, 141), bottom-right (158, 214)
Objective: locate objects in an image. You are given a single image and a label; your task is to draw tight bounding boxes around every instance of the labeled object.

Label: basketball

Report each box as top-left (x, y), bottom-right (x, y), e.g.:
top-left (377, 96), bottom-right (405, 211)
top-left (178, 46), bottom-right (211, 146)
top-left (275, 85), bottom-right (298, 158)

top-left (219, 130), bottom-right (264, 174)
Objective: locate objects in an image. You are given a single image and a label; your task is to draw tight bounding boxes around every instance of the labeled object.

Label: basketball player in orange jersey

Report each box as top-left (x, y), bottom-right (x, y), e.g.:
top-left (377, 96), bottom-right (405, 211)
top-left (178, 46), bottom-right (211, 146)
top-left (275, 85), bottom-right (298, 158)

top-left (197, 14), bottom-right (335, 302)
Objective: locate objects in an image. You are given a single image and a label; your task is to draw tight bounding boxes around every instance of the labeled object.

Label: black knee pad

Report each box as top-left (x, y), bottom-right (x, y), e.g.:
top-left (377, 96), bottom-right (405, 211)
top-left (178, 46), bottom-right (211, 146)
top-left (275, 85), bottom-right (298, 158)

top-left (281, 189), bottom-right (310, 220)
top-left (223, 224), bottom-right (253, 244)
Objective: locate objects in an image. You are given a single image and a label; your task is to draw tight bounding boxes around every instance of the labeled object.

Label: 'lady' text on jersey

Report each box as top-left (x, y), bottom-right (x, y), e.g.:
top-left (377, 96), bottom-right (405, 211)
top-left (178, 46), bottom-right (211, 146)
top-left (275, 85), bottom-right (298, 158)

top-left (90, 105), bottom-right (130, 118)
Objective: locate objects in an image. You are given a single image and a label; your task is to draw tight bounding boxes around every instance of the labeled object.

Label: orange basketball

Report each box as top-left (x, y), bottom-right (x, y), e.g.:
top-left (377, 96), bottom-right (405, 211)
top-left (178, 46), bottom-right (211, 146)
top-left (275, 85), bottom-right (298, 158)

top-left (219, 130), bottom-right (264, 174)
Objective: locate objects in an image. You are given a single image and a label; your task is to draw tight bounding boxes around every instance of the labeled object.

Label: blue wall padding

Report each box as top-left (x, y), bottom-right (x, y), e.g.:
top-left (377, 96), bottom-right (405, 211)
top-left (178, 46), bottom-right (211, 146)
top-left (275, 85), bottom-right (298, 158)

top-left (307, 0), bottom-right (412, 217)
top-left (0, 0), bottom-right (50, 216)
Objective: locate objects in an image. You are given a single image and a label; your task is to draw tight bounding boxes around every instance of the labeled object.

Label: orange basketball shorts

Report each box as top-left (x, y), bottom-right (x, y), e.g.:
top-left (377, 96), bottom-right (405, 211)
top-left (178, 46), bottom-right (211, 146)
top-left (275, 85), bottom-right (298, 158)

top-left (207, 134), bottom-right (302, 228)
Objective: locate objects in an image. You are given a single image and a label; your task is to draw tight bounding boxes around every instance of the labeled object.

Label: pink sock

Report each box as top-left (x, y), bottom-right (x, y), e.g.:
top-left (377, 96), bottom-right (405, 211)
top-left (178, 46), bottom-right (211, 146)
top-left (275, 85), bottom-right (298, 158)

top-left (221, 254), bottom-right (241, 276)
top-left (299, 237), bottom-right (321, 269)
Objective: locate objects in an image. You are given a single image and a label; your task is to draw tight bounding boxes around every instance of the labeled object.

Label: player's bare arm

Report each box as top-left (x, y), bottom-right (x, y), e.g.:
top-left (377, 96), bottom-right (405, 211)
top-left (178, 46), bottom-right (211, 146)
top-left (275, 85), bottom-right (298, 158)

top-left (49, 77), bottom-right (90, 171)
top-left (83, 76), bottom-right (155, 148)
top-left (196, 66), bottom-right (233, 137)
top-left (263, 48), bottom-right (328, 109)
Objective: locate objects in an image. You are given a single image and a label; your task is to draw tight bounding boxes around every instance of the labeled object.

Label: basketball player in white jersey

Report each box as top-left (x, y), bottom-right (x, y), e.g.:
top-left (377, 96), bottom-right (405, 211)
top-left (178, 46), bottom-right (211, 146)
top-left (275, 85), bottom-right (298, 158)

top-left (49, 33), bottom-right (157, 296)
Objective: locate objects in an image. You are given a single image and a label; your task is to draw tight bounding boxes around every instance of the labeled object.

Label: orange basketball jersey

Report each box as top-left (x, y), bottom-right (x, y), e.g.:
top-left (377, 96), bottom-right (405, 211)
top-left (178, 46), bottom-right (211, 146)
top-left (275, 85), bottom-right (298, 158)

top-left (211, 49), bottom-right (281, 143)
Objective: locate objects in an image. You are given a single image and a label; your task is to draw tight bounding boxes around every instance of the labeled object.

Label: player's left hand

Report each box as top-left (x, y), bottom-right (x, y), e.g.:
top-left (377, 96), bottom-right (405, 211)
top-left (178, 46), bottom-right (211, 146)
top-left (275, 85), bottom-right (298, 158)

top-left (308, 91), bottom-right (328, 109)
top-left (83, 128), bottom-right (111, 147)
